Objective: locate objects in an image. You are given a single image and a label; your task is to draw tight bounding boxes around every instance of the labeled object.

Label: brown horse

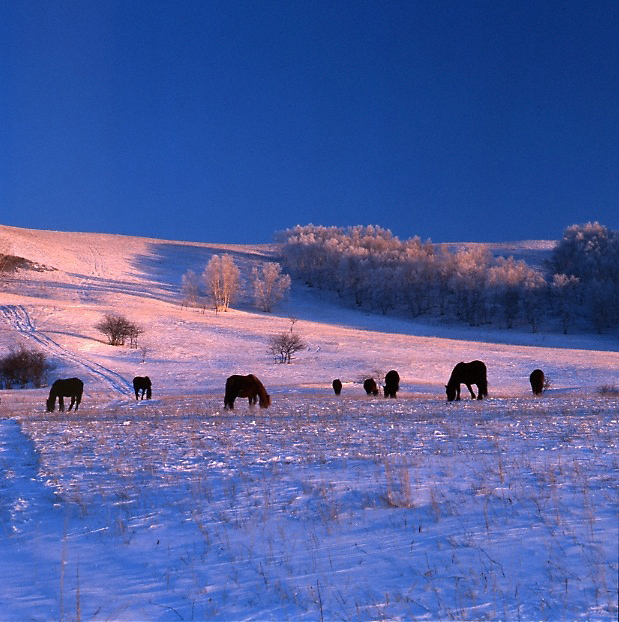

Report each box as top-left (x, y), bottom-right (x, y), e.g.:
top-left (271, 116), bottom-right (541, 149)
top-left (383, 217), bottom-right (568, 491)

top-left (224, 374), bottom-right (270, 409)
top-left (46, 378), bottom-right (84, 412)
top-left (529, 369), bottom-right (545, 396)
top-left (446, 361), bottom-right (488, 401)
top-left (384, 370), bottom-right (400, 398)
top-left (332, 379), bottom-right (342, 395)
top-left (363, 378), bottom-right (379, 395)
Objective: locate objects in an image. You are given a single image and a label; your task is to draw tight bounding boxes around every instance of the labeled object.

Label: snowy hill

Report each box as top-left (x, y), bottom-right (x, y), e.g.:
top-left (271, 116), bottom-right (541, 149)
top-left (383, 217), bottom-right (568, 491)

top-left (0, 224), bottom-right (617, 621)
top-left (0, 224), bottom-right (616, 401)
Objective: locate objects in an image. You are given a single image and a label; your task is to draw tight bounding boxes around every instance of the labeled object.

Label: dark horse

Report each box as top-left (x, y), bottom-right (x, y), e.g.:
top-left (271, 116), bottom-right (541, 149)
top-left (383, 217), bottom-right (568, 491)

top-left (529, 369), bottom-right (545, 396)
top-left (133, 376), bottom-right (152, 400)
top-left (384, 370), bottom-right (400, 398)
top-left (446, 361), bottom-right (488, 401)
top-left (332, 379), bottom-right (342, 395)
top-left (46, 378), bottom-right (84, 412)
top-left (224, 374), bottom-right (271, 409)
top-left (363, 378), bottom-right (379, 395)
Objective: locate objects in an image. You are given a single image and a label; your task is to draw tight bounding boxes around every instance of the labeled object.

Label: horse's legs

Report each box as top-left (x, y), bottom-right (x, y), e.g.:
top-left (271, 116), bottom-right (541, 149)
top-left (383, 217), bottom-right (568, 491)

top-left (465, 384), bottom-right (476, 399)
top-left (74, 395), bottom-right (81, 411)
top-left (68, 396), bottom-right (76, 411)
top-left (455, 385), bottom-right (461, 400)
top-left (58, 396), bottom-right (65, 411)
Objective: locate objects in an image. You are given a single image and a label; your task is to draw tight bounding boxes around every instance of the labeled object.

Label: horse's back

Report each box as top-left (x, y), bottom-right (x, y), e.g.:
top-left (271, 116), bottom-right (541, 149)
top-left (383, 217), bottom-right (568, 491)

top-left (53, 377), bottom-right (83, 394)
top-left (451, 360), bottom-right (486, 381)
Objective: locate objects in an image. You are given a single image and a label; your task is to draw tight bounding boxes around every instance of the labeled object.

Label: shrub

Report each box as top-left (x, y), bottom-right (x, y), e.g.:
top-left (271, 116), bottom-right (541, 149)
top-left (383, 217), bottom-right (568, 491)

top-left (0, 344), bottom-right (52, 389)
top-left (95, 313), bottom-right (144, 347)
top-left (598, 384), bottom-right (619, 397)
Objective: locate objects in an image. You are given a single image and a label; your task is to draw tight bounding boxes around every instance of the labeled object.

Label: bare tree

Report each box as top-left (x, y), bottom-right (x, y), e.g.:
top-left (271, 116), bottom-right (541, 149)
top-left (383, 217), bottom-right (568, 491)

top-left (268, 331), bottom-right (307, 364)
top-left (252, 262), bottom-right (291, 312)
top-left (203, 254), bottom-right (240, 312)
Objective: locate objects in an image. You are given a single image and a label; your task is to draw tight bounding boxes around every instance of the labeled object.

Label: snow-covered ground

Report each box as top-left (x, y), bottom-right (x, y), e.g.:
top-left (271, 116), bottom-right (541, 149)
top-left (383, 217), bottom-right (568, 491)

top-left (0, 224), bottom-right (617, 620)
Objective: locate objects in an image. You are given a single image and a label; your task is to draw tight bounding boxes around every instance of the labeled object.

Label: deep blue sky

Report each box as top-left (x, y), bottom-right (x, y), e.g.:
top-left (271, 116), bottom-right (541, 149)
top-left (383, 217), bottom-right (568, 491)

top-left (2, 1), bottom-right (618, 244)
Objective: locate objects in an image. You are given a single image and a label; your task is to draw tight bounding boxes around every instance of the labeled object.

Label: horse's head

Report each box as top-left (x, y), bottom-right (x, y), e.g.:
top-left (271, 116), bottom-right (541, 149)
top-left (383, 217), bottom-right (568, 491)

top-left (259, 392), bottom-right (271, 408)
top-left (445, 384), bottom-right (456, 402)
top-left (46, 396), bottom-right (55, 412)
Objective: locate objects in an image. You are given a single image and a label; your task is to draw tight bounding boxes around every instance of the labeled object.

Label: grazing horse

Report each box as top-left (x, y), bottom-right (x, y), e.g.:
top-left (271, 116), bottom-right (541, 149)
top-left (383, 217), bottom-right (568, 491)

top-left (224, 374), bottom-right (270, 409)
top-left (363, 378), bottom-right (379, 396)
top-left (332, 379), bottom-right (342, 395)
top-left (446, 361), bottom-right (488, 401)
top-left (384, 369), bottom-right (400, 398)
top-left (529, 369), bottom-right (545, 396)
top-left (133, 376), bottom-right (152, 400)
top-left (46, 378), bottom-right (84, 412)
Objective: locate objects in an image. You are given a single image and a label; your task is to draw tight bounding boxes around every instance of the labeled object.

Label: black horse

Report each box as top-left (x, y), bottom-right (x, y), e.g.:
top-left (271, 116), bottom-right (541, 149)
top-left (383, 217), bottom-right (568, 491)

top-left (446, 361), bottom-right (488, 401)
top-left (363, 378), bottom-right (379, 395)
top-left (133, 376), bottom-right (152, 400)
top-left (224, 374), bottom-right (271, 409)
top-left (529, 369), bottom-right (545, 396)
top-left (46, 378), bottom-right (84, 412)
top-left (332, 379), bottom-right (342, 395)
top-left (384, 370), bottom-right (400, 398)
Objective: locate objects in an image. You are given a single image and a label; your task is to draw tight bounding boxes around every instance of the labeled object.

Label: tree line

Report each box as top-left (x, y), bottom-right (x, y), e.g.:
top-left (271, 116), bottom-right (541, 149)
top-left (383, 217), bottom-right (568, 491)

top-left (277, 222), bottom-right (619, 333)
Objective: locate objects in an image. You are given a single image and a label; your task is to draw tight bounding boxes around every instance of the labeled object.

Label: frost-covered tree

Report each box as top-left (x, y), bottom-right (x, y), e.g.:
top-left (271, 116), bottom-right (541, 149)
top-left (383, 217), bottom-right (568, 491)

top-left (203, 254), bottom-right (240, 312)
top-left (549, 223), bottom-right (619, 330)
top-left (450, 246), bottom-right (492, 326)
top-left (252, 262), bottom-right (291, 312)
top-left (487, 257), bottom-right (546, 329)
top-left (180, 269), bottom-right (201, 308)
top-left (551, 273), bottom-right (580, 334)
top-left (549, 222), bottom-right (619, 283)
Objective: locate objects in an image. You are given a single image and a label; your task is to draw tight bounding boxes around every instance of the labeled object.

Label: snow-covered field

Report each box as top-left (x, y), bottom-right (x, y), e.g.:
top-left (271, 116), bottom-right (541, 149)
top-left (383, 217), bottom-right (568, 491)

top-left (0, 224), bottom-right (617, 620)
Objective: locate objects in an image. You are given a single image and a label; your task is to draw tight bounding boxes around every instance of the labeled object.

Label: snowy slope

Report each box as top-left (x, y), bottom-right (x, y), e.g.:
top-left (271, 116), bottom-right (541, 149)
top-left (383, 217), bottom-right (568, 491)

top-left (0, 225), bottom-right (617, 621)
top-left (0, 224), bottom-right (616, 401)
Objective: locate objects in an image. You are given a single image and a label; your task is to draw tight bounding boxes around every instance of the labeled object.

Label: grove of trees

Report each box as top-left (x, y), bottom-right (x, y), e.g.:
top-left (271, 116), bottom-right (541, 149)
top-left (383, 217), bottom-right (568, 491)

top-left (277, 222), bottom-right (619, 333)
top-left (182, 254), bottom-right (291, 313)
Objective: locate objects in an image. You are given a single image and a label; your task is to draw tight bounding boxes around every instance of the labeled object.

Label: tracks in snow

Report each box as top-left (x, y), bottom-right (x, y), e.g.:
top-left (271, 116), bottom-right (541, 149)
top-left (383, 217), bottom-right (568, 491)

top-left (0, 305), bottom-right (132, 396)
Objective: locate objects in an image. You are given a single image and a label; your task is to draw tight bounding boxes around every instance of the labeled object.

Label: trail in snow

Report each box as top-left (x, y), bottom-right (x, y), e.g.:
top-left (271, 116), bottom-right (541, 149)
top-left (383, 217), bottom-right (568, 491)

top-left (0, 305), bottom-right (132, 396)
